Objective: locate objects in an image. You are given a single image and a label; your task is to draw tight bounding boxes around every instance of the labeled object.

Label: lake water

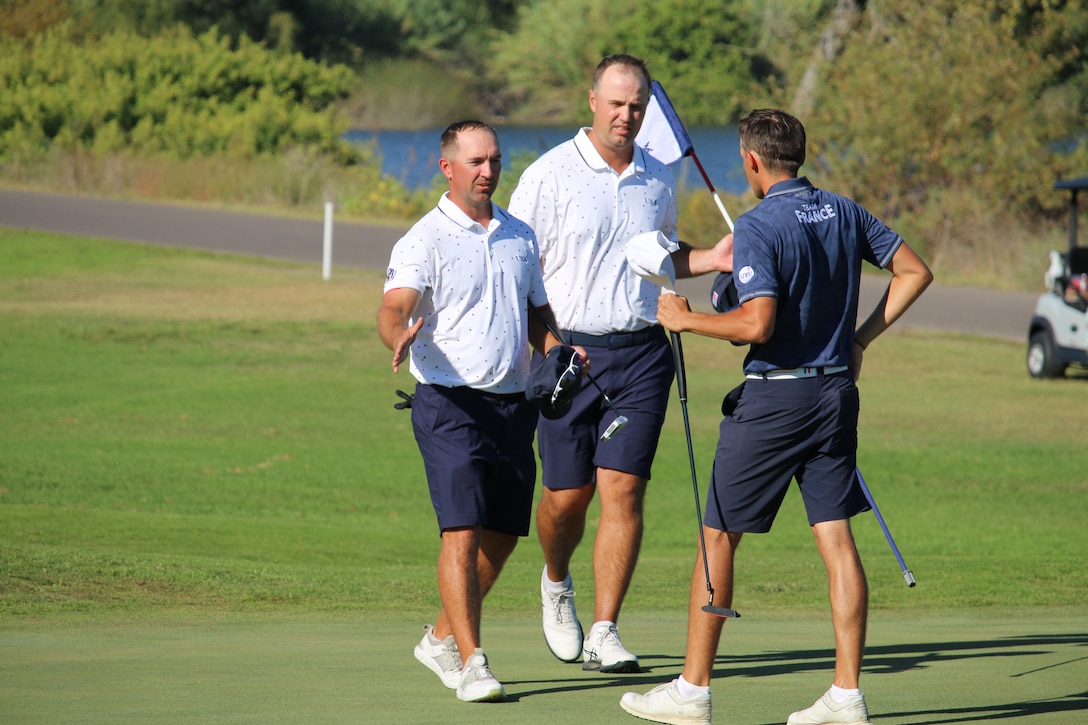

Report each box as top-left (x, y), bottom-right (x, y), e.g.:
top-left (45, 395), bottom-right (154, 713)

top-left (345, 126), bottom-right (747, 195)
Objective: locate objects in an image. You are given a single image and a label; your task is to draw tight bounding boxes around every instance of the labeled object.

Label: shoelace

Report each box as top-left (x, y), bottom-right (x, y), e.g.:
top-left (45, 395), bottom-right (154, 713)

top-left (547, 589), bottom-right (576, 624)
top-left (429, 632), bottom-right (462, 671)
top-left (440, 649), bottom-right (462, 672)
top-left (591, 624), bottom-right (621, 647)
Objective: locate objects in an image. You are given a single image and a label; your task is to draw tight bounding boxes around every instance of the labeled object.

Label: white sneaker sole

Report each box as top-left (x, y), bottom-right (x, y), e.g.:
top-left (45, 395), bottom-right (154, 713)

top-left (457, 683), bottom-right (506, 702)
top-left (584, 657), bottom-right (640, 673)
top-left (544, 631), bottom-right (584, 663)
top-left (619, 699), bottom-right (709, 725)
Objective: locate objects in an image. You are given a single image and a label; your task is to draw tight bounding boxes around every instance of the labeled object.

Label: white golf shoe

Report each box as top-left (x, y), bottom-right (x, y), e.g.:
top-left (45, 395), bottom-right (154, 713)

top-left (583, 621), bottom-right (640, 673)
top-left (541, 568), bottom-right (584, 662)
top-left (456, 649), bottom-right (505, 703)
top-left (413, 624), bottom-right (461, 689)
top-left (620, 679), bottom-right (712, 725)
top-left (787, 689), bottom-right (871, 724)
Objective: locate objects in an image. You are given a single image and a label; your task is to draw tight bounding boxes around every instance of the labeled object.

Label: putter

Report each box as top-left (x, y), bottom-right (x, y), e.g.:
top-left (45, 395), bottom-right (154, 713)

top-left (533, 307), bottom-right (629, 441)
top-left (671, 330), bottom-right (739, 619)
top-left (855, 468), bottom-right (916, 587)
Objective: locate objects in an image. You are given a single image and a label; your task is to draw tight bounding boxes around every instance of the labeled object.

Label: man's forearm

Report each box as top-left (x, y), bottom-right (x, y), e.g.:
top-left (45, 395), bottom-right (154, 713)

top-left (376, 305), bottom-right (409, 351)
top-left (673, 241), bottom-right (732, 279)
top-left (855, 244), bottom-right (933, 348)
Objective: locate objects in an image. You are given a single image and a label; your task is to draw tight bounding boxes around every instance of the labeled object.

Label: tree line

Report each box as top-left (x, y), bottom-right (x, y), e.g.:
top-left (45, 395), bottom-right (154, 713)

top-left (2, 0), bottom-right (1087, 279)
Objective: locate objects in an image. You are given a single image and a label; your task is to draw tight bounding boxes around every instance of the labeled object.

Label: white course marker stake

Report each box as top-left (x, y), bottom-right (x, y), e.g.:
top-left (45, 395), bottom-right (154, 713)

top-left (322, 201), bottom-right (334, 280)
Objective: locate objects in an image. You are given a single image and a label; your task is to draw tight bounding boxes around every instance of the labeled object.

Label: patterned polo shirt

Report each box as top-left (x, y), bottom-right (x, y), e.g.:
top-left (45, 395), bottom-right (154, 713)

top-left (384, 192), bottom-right (549, 393)
top-left (508, 128), bottom-right (679, 334)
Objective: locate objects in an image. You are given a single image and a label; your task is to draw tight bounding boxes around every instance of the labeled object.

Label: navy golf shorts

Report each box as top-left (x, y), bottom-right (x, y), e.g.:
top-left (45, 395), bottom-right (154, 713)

top-left (536, 327), bottom-right (674, 488)
top-left (410, 383), bottom-right (537, 536)
top-left (705, 371), bottom-right (870, 533)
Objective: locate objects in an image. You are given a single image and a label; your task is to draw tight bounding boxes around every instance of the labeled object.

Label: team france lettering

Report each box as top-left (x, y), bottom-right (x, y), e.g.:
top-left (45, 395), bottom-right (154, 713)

top-left (795, 202), bottom-right (837, 224)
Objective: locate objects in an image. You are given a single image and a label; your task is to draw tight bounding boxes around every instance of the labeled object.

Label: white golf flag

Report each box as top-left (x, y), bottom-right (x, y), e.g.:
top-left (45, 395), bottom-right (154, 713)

top-left (636, 80), bottom-right (736, 232)
top-left (635, 81), bottom-right (693, 166)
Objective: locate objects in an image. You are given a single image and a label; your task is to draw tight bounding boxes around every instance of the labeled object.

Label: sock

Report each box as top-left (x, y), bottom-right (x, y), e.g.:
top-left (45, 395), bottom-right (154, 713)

top-left (676, 675), bottom-right (710, 699)
top-left (543, 568), bottom-right (572, 593)
top-left (428, 628), bottom-right (453, 646)
top-left (589, 620), bottom-right (615, 635)
top-left (828, 685), bottom-right (861, 703)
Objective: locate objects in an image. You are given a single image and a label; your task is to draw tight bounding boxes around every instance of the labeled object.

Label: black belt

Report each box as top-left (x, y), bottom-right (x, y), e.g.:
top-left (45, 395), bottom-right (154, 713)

top-left (448, 386), bottom-right (525, 402)
top-left (564, 326), bottom-right (662, 349)
top-left (465, 383), bottom-right (524, 400)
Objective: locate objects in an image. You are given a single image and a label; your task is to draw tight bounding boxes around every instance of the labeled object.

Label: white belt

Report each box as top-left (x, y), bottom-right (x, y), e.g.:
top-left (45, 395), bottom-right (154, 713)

top-left (746, 365), bottom-right (849, 380)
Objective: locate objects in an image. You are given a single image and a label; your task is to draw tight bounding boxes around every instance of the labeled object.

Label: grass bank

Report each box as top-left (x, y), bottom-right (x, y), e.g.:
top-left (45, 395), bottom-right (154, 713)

top-left (2, 229), bottom-right (1085, 623)
top-left (3, 229), bottom-right (1086, 724)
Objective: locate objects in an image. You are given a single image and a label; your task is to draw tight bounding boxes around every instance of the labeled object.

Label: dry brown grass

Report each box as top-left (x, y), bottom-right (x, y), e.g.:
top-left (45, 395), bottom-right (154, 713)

top-left (3, 150), bottom-right (1071, 293)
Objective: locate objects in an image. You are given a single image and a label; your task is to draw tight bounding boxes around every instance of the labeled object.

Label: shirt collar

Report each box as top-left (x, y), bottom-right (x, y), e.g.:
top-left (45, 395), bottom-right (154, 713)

top-left (763, 176), bottom-right (814, 199)
top-left (573, 127), bottom-right (647, 177)
top-left (438, 192), bottom-right (503, 231)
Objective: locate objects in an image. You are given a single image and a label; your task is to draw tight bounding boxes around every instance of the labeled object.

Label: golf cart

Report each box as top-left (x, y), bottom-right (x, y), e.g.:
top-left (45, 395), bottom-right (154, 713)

top-left (1027, 175), bottom-right (1088, 378)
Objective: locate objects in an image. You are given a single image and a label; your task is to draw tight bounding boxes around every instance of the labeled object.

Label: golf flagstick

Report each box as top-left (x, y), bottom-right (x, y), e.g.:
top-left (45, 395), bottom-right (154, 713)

top-left (638, 84), bottom-right (916, 588)
top-left (636, 81), bottom-right (735, 233)
top-left (639, 85), bottom-right (741, 618)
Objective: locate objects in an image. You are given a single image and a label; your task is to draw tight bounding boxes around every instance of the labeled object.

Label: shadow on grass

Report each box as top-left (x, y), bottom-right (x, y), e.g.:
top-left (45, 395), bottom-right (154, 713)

top-left (506, 633), bottom-right (1088, 720)
top-left (875, 690), bottom-right (1088, 722)
top-left (704, 633), bottom-right (1088, 678)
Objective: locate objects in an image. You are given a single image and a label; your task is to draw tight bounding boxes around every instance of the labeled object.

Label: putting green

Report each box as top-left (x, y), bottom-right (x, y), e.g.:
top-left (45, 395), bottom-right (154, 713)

top-left (2, 607), bottom-right (1085, 723)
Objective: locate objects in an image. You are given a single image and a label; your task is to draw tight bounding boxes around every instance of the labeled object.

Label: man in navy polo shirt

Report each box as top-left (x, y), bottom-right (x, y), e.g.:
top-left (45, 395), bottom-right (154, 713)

top-left (621, 109), bottom-right (932, 724)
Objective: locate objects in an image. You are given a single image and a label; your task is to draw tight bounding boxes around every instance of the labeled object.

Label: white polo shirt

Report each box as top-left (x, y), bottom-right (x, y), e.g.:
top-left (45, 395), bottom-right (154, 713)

top-left (384, 193), bottom-right (549, 394)
top-left (508, 128), bottom-right (679, 334)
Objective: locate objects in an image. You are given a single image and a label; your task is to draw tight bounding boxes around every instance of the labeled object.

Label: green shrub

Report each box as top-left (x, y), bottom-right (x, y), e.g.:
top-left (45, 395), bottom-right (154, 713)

top-left (0, 23), bottom-right (357, 160)
top-left (806, 0), bottom-right (1088, 222)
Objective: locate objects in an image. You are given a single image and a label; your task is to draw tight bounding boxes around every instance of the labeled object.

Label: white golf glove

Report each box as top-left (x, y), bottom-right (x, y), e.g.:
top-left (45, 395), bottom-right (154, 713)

top-left (626, 230), bottom-right (679, 291)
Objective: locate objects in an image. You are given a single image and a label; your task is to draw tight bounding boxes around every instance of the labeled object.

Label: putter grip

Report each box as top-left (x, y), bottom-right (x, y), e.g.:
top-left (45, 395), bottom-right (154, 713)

top-left (670, 331), bottom-right (688, 400)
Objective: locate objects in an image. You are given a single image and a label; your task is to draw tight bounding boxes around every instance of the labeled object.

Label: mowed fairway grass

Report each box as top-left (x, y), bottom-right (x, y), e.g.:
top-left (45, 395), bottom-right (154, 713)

top-left (1, 229), bottom-right (1086, 724)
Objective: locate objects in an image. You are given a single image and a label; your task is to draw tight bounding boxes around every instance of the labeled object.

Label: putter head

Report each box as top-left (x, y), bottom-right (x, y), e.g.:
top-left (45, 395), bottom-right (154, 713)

top-left (903, 569), bottom-right (917, 588)
top-left (701, 605), bottom-right (740, 619)
top-left (600, 415), bottom-right (629, 441)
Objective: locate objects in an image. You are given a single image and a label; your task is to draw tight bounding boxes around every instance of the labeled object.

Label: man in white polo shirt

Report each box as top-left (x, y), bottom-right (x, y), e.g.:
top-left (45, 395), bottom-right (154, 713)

top-left (508, 55), bottom-right (731, 674)
top-left (378, 120), bottom-right (571, 703)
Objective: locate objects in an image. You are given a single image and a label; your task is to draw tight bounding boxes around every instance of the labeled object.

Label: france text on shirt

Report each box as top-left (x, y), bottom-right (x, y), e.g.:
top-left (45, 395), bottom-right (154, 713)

top-left (794, 203), bottom-right (837, 224)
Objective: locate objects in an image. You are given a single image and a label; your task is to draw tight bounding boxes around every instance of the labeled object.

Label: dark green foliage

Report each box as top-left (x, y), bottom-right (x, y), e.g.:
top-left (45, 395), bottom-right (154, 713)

top-left (289, 0), bottom-right (403, 63)
top-left (611, 0), bottom-right (772, 124)
top-left (487, 0), bottom-right (618, 122)
top-left (3, 0), bottom-right (1088, 280)
top-left (487, 0), bottom-right (772, 124)
top-left (805, 0), bottom-right (1088, 223)
top-left (7, 0), bottom-right (527, 66)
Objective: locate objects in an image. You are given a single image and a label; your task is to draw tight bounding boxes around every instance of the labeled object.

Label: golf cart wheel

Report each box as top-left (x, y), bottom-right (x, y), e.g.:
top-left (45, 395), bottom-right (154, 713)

top-left (1027, 330), bottom-right (1066, 378)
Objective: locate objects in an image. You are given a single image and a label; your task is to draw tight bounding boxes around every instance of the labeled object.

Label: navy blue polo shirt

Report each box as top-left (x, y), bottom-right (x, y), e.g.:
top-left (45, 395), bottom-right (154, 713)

top-left (733, 177), bottom-right (903, 374)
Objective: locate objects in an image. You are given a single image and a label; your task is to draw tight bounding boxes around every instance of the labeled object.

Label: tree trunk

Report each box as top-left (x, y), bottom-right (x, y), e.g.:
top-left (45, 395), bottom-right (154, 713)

top-left (791, 0), bottom-right (866, 117)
